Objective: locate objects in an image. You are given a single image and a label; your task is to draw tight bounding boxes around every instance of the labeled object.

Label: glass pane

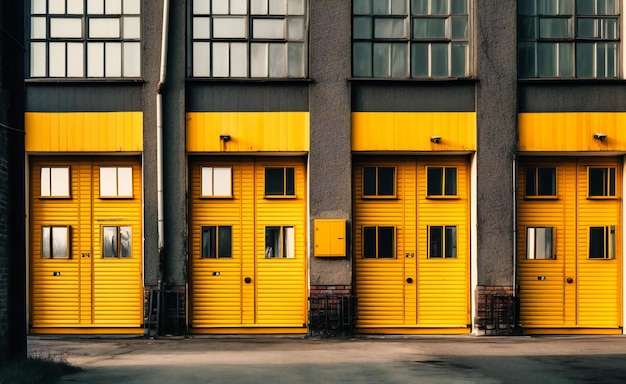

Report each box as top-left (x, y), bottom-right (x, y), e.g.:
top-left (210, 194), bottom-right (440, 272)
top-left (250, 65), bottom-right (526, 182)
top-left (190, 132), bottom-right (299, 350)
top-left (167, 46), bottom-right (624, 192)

top-left (363, 167), bottom-right (377, 196)
top-left (577, 18), bottom-right (596, 38)
top-left (218, 226), bottom-right (232, 258)
top-left (202, 226), bottom-right (216, 258)
top-left (120, 226), bottom-right (132, 258)
top-left (375, 18), bottom-right (406, 38)
top-left (123, 42), bottom-right (141, 77)
top-left (49, 0), bottom-right (65, 14)
top-left (540, 227), bottom-right (553, 259)
top-left (576, 42), bottom-right (594, 77)
top-left (537, 168), bottom-right (556, 196)
top-left (252, 0), bottom-right (269, 14)
top-left (598, 0), bottom-right (617, 15)
top-left (265, 168), bottom-right (285, 195)
top-left (232, 0), bottom-right (248, 14)
top-left (429, 226), bottom-right (443, 258)
top-left (100, 167), bottom-right (118, 196)
top-left (88, 43), bottom-right (105, 77)
top-left (413, 18), bottom-right (445, 38)
top-left (451, 0), bottom-right (467, 14)
top-left (354, 0), bottom-right (371, 15)
top-left (525, 168), bottom-right (537, 195)
top-left (124, 0), bottom-right (141, 14)
top-left (287, 42), bottom-right (304, 77)
top-left (539, 18), bottom-right (569, 38)
top-left (519, 16), bottom-right (538, 40)
top-left (42, 226), bottom-right (51, 258)
top-left (41, 168), bottom-right (51, 196)
top-left (526, 227), bottom-right (536, 259)
top-left (428, 167), bottom-right (443, 195)
top-left (378, 227), bottom-right (394, 258)
top-left (213, 42), bottom-right (230, 77)
top-left (288, 17), bottom-right (305, 39)
top-left (411, 0), bottom-right (428, 15)
top-left (391, 44), bottom-right (407, 77)
top-left (608, 225), bottom-right (616, 259)
top-left (609, 168), bottom-right (616, 195)
top-left (52, 226), bottom-right (69, 258)
top-left (597, 42), bottom-right (617, 78)
top-left (353, 42), bottom-right (372, 77)
top-left (269, 43), bottom-right (287, 77)
top-left (32, 0), bottom-right (47, 14)
top-left (123, 17), bottom-right (141, 39)
top-left (411, 43), bottom-right (429, 77)
top-left (538, 42), bottom-right (557, 77)
top-left (451, 17), bottom-right (468, 39)
top-left (373, 43), bottom-right (391, 77)
top-left (212, 0), bottom-right (229, 14)
top-left (231, 43), bottom-right (248, 77)
top-left (518, 42), bottom-right (537, 78)
top-left (201, 167), bottom-right (214, 195)
top-left (30, 42), bottom-right (46, 77)
top-left (105, 43), bottom-right (122, 77)
top-left (194, 0), bottom-right (211, 14)
top-left (251, 43), bottom-right (268, 77)
top-left (283, 226), bottom-right (294, 258)
top-left (89, 18), bottom-right (120, 38)
top-left (589, 167), bottom-right (606, 196)
top-left (213, 17), bottom-right (246, 39)
top-left (269, 0), bottom-right (287, 15)
top-left (67, 43), bottom-right (84, 77)
top-left (193, 42), bottom-right (211, 77)
top-left (285, 167), bottom-right (295, 195)
top-left (49, 43), bottom-right (66, 77)
top-left (390, 0), bottom-right (407, 14)
top-left (445, 168), bottom-right (457, 195)
top-left (288, 0), bottom-right (305, 15)
top-left (559, 0), bottom-right (573, 14)
top-left (445, 226), bottom-right (457, 258)
top-left (117, 167), bottom-right (133, 196)
top-left (88, 0), bottom-right (105, 14)
top-left (363, 227), bottom-right (377, 258)
top-left (431, 0), bottom-right (448, 15)
top-left (576, 0), bottom-right (594, 15)
top-left (589, 227), bottom-right (605, 259)
top-left (539, 0), bottom-right (558, 15)
top-left (265, 227), bottom-right (281, 258)
top-left (378, 167), bottom-right (395, 195)
top-left (106, 0), bottom-right (122, 14)
top-left (50, 167), bottom-right (70, 196)
top-left (451, 42), bottom-right (467, 77)
top-left (354, 17), bottom-right (372, 39)
top-left (213, 167), bottom-right (232, 196)
top-left (50, 18), bottom-right (83, 38)
top-left (31, 17), bottom-right (46, 39)
top-left (558, 42), bottom-right (572, 77)
top-left (373, 0), bottom-right (390, 15)
top-left (431, 43), bottom-right (448, 77)
top-left (601, 19), bottom-right (617, 39)
top-left (253, 19), bottom-right (285, 39)
top-left (103, 226), bottom-right (118, 257)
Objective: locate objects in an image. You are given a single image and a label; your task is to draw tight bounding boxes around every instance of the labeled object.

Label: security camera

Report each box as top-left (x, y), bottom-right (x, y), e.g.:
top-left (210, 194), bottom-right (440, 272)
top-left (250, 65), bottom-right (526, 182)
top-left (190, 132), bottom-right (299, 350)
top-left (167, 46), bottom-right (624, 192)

top-left (593, 133), bottom-right (607, 142)
top-left (430, 136), bottom-right (441, 144)
top-left (219, 134), bottom-right (231, 142)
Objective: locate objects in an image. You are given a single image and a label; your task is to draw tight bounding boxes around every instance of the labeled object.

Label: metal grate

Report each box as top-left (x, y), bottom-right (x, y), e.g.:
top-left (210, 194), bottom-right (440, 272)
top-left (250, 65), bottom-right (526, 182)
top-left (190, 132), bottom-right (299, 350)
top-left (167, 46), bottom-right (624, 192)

top-left (308, 295), bottom-right (357, 337)
top-left (484, 294), bottom-right (518, 335)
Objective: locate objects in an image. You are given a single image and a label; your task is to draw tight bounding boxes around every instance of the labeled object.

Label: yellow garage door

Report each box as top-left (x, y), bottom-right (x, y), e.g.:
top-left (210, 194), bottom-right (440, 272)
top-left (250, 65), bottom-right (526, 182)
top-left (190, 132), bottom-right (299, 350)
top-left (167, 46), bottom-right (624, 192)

top-left (190, 157), bottom-right (307, 334)
top-left (354, 156), bottom-right (470, 334)
top-left (518, 157), bottom-right (622, 334)
top-left (30, 157), bottom-right (143, 334)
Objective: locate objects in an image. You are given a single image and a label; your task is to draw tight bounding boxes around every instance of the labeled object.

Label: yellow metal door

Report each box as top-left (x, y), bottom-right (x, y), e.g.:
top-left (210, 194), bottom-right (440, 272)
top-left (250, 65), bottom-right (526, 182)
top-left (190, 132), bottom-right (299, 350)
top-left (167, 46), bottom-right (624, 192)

top-left (190, 157), bottom-right (307, 333)
top-left (354, 156), bottom-right (470, 334)
top-left (30, 157), bottom-right (143, 334)
top-left (518, 158), bottom-right (622, 333)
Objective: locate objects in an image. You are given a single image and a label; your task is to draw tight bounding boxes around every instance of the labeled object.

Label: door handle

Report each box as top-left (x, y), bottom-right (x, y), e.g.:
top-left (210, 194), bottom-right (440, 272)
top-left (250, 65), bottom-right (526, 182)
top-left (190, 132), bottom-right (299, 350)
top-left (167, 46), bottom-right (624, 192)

top-left (244, 277), bottom-right (252, 284)
top-left (406, 278), bottom-right (413, 284)
top-left (566, 278), bottom-right (574, 284)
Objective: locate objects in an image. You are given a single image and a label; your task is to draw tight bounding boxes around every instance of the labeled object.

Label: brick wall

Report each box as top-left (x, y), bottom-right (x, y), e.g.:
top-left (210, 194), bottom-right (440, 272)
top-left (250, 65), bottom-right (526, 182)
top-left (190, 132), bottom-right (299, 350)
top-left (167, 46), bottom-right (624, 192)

top-left (309, 285), bottom-right (352, 297)
top-left (475, 285), bottom-right (516, 334)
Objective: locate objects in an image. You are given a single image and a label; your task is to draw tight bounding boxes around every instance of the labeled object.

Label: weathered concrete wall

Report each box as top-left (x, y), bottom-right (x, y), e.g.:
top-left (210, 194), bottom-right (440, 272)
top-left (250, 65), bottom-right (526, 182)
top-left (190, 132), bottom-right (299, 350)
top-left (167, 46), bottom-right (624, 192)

top-left (475, 0), bottom-right (518, 287)
top-left (308, 0), bottom-right (353, 287)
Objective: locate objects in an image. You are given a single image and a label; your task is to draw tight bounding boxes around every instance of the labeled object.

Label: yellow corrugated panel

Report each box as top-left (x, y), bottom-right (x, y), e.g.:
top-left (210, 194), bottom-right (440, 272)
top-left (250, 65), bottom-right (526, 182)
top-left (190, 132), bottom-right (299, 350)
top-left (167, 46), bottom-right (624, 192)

top-left (186, 112), bottom-right (310, 153)
top-left (189, 157), bottom-right (307, 332)
top-left (519, 112), bottom-right (626, 152)
top-left (30, 157), bottom-right (143, 332)
top-left (25, 112), bottom-right (143, 153)
top-left (354, 156), bottom-right (470, 332)
top-left (352, 112), bottom-right (476, 152)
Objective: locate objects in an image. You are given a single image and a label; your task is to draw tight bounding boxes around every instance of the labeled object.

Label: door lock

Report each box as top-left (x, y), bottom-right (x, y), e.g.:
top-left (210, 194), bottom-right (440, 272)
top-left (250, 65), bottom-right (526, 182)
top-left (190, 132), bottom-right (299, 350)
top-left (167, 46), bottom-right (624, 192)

top-left (406, 277), bottom-right (413, 284)
top-left (566, 278), bottom-right (574, 284)
top-left (244, 277), bottom-right (252, 284)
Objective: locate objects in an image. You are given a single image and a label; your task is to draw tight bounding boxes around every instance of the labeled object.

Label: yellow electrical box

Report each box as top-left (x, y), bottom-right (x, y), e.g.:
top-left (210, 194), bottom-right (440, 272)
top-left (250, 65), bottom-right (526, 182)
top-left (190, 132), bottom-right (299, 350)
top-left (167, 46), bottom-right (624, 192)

top-left (314, 219), bottom-right (346, 257)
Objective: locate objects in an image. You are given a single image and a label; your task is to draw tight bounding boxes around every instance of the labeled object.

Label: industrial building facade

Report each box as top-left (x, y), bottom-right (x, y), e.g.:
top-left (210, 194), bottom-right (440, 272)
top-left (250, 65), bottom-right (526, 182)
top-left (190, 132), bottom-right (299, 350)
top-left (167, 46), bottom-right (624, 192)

top-left (18, 0), bottom-right (626, 336)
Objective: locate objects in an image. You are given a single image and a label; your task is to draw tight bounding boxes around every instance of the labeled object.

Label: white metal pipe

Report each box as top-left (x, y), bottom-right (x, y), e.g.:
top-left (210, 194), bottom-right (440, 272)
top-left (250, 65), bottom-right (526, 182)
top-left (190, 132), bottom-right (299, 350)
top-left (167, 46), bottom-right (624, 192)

top-left (157, 0), bottom-right (170, 252)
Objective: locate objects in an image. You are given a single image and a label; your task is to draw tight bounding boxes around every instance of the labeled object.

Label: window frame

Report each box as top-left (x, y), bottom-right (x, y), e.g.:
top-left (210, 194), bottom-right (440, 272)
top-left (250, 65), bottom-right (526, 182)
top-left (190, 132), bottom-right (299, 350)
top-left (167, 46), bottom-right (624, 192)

top-left (201, 166), bottom-right (233, 198)
top-left (264, 225), bottom-right (295, 259)
top-left (201, 225), bottom-right (233, 259)
top-left (362, 225), bottom-right (396, 259)
top-left (41, 225), bottom-right (71, 259)
top-left (589, 225), bottom-right (616, 259)
top-left (526, 226), bottom-right (556, 260)
top-left (264, 166), bottom-right (296, 198)
top-left (587, 166), bottom-right (617, 198)
top-left (99, 166), bottom-right (133, 198)
top-left (525, 166), bottom-right (558, 199)
top-left (40, 166), bottom-right (71, 198)
top-left (427, 225), bottom-right (458, 259)
top-left (362, 166), bottom-right (397, 198)
top-left (102, 225), bottom-right (133, 259)
top-left (426, 166), bottom-right (458, 198)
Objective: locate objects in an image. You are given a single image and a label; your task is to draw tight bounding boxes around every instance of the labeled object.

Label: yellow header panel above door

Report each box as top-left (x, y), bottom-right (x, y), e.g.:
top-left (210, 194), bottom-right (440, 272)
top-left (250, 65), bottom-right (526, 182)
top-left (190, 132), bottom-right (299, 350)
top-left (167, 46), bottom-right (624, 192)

top-left (352, 112), bottom-right (476, 152)
top-left (25, 112), bottom-right (143, 153)
top-left (186, 112), bottom-right (310, 153)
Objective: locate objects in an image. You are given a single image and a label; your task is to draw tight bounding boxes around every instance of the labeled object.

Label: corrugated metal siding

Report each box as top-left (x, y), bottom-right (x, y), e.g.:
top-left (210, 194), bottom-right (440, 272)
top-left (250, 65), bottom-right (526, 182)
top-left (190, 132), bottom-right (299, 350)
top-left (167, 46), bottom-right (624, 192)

top-left (352, 112), bottom-right (476, 152)
top-left (30, 157), bottom-right (143, 332)
top-left (354, 156), bottom-right (469, 332)
top-left (190, 157), bottom-right (307, 332)
top-left (25, 112), bottom-right (143, 152)
top-left (186, 112), bottom-right (309, 153)
top-left (518, 158), bottom-right (622, 331)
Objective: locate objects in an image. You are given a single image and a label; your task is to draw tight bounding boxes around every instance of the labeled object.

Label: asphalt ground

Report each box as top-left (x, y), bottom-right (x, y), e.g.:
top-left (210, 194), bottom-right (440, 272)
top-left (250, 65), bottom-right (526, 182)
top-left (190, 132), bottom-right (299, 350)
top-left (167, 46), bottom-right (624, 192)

top-left (28, 335), bottom-right (626, 384)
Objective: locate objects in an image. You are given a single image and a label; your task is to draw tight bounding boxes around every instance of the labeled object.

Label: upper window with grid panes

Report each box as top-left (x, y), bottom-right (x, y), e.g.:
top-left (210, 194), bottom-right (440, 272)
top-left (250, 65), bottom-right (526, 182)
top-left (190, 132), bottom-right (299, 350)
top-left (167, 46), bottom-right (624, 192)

top-left (518, 0), bottom-right (620, 78)
top-left (29, 0), bottom-right (141, 78)
top-left (353, 0), bottom-right (470, 78)
top-left (191, 0), bottom-right (307, 78)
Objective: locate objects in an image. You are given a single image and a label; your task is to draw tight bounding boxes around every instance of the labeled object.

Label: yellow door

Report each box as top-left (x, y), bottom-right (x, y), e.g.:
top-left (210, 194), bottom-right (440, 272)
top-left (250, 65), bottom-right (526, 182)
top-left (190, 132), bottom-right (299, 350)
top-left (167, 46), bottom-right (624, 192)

top-left (30, 157), bottom-right (143, 334)
top-left (354, 156), bottom-right (470, 334)
top-left (190, 157), bottom-right (307, 334)
top-left (518, 158), bottom-right (622, 334)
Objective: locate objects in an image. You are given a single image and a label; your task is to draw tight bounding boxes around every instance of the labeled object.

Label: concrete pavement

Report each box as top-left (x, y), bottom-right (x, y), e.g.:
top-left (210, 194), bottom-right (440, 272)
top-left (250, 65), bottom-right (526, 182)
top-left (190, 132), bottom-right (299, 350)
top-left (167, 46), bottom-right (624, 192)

top-left (28, 335), bottom-right (626, 383)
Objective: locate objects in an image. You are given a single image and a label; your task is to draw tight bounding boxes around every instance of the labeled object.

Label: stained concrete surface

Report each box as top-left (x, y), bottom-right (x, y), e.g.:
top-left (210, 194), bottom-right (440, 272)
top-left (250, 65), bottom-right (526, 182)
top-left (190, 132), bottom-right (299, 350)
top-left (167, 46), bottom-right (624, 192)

top-left (28, 335), bottom-right (626, 384)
